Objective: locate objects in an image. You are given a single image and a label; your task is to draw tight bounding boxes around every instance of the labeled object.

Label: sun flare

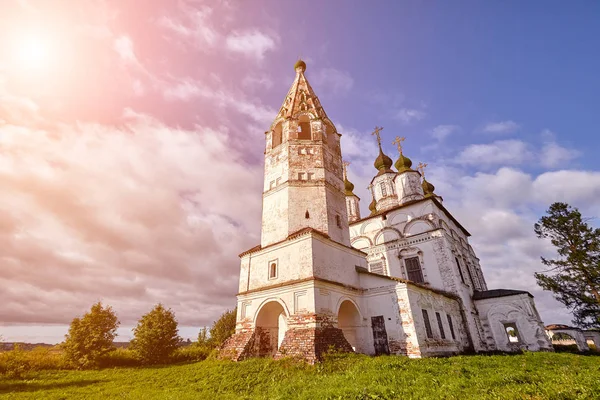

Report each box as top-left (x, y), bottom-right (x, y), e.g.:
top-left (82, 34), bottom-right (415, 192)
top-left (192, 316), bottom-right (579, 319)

top-left (14, 35), bottom-right (51, 70)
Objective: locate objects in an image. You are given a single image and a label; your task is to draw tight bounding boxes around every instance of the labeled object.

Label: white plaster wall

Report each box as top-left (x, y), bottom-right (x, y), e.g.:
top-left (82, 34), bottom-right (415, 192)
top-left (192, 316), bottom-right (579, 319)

top-left (405, 284), bottom-right (465, 356)
top-left (394, 171), bottom-right (424, 205)
top-left (475, 294), bottom-right (553, 352)
top-left (311, 236), bottom-right (366, 287)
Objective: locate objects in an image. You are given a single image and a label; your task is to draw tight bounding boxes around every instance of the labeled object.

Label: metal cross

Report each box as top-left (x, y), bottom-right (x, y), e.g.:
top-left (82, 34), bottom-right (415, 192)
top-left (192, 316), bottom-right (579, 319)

top-left (342, 160), bottom-right (351, 179)
top-left (417, 162), bottom-right (428, 177)
top-left (392, 136), bottom-right (406, 155)
top-left (371, 126), bottom-right (384, 146)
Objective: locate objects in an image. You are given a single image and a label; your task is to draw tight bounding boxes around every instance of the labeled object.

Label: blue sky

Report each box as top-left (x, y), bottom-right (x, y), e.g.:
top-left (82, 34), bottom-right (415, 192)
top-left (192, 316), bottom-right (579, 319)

top-left (0, 0), bottom-right (598, 343)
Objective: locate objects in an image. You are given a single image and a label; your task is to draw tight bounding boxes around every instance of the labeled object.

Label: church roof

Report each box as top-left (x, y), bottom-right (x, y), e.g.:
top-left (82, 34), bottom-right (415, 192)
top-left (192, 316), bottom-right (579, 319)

top-left (271, 60), bottom-right (332, 130)
top-left (472, 289), bottom-right (533, 300)
top-left (355, 266), bottom-right (460, 300)
top-left (350, 196), bottom-right (472, 237)
top-left (239, 227), bottom-right (367, 258)
top-left (545, 324), bottom-right (581, 331)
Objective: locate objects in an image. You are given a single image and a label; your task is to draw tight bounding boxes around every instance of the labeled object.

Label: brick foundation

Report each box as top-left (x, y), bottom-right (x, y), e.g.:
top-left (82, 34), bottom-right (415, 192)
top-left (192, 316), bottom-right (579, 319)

top-left (219, 326), bottom-right (354, 363)
top-left (274, 326), bottom-right (354, 363)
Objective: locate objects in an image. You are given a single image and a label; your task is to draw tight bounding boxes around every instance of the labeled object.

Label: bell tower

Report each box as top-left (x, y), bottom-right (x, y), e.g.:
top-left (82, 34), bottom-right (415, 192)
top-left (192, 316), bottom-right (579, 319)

top-left (261, 60), bottom-right (350, 247)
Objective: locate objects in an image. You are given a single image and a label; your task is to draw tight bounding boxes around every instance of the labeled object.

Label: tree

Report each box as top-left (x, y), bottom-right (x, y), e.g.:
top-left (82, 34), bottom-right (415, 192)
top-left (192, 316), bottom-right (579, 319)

top-left (196, 308), bottom-right (237, 349)
top-left (209, 308), bottom-right (237, 348)
top-left (63, 302), bottom-right (120, 368)
top-left (534, 202), bottom-right (600, 329)
top-left (130, 304), bottom-right (181, 364)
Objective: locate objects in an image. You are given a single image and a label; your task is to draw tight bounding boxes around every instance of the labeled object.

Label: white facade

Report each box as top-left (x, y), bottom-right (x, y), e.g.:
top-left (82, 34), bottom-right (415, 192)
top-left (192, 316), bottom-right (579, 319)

top-left (220, 60), bottom-right (552, 362)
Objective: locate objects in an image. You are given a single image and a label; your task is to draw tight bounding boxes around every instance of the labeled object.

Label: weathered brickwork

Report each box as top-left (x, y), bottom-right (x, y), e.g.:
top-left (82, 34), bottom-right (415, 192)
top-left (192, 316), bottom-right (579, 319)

top-left (275, 327), bottom-right (354, 363)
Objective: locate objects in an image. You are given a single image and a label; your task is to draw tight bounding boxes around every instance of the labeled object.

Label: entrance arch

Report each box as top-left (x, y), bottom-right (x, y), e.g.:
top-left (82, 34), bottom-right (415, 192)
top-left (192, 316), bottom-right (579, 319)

top-left (338, 300), bottom-right (362, 351)
top-left (255, 301), bottom-right (288, 356)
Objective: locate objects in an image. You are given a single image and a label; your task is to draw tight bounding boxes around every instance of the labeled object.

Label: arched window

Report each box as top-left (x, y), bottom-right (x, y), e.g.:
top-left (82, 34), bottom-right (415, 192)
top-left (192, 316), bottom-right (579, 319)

top-left (297, 115), bottom-right (311, 140)
top-left (272, 122), bottom-right (283, 148)
top-left (268, 260), bottom-right (278, 279)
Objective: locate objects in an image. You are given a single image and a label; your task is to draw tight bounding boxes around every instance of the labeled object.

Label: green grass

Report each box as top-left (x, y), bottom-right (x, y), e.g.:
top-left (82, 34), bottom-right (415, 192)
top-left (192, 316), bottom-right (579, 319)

top-left (1, 352), bottom-right (599, 399)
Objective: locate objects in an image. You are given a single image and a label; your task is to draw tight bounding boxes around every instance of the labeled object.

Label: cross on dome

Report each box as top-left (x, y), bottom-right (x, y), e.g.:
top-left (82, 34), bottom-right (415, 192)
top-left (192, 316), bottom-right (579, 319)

top-left (392, 136), bottom-right (406, 155)
top-left (417, 162), bottom-right (428, 177)
top-left (342, 160), bottom-right (351, 179)
top-left (371, 126), bottom-right (384, 147)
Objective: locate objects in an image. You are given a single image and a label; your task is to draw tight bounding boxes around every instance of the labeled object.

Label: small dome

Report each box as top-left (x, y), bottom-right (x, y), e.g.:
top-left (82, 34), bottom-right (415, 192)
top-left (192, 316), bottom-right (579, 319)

top-left (294, 59), bottom-right (307, 72)
top-left (395, 153), bottom-right (413, 172)
top-left (374, 149), bottom-right (393, 171)
top-left (422, 178), bottom-right (435, 197)
top-left (344, 177), bottom-right (355, 196)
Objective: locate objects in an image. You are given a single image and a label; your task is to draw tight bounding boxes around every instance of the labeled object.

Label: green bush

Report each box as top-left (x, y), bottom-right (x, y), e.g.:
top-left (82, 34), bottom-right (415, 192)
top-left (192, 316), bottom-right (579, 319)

top-left (97, 348), bottom-right (141, 368)
top-left (171, 346), bottom-right (211, 363)
top-left (63, 302), bottom-right (120, 369)
top-left (553, 343), bottom-right (581, 353)
top-left (0, 345), bottom-right (68, 378)
top-left (130, 304), bottom-right (181, 365)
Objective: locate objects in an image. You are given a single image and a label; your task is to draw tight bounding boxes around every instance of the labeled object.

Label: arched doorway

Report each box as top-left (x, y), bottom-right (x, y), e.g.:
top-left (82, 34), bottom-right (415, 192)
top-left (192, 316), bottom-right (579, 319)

top-left (338, 300), bottom-right (361, 351)
top-left (255, 301), bottom-right (288, 356)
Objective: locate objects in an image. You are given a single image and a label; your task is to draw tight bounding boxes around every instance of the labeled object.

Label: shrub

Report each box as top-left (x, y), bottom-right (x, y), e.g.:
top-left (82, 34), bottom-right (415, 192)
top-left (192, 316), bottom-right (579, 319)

top-left (171, 346), bottom-right (211, 363)
top-left (130, 304), bottom-right (181, 365)
top-left (63, 302), bottom-right (120, 369)
top-left (97, 348), bottom-right (141, 368)
top-left (209, 308), bottom-right (237, 348)
top-left (0, 345), bottom-right (32, 379)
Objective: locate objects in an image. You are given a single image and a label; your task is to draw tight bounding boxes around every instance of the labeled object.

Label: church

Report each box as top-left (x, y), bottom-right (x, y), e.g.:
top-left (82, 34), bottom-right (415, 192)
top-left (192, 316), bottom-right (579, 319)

top-left (220, 60), bottom-right (552, 362)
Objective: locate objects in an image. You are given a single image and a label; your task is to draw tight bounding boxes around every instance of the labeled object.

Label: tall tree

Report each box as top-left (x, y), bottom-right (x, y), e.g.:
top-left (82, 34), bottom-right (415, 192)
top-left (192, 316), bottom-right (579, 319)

top-left (197, 308), bottom-right (237, 348)
top-left (63, 302), bottom-right (120, 368)
top-left (534, 202), bottom-right (600, 328)
top-left (130, 304), bottom-right (181, 364)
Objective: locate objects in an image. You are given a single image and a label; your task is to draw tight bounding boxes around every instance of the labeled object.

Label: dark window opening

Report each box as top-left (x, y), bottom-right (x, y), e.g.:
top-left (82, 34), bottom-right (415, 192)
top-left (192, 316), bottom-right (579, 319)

top-left (422, 309), bottom-right (433, 338)
top-left (447, 315), bottom-right (456, 340)
top-left (272, 122), bottom-right (283, 148)
top-left (305, 210), bottom-right (310, 219)
top-left (436, 312), bottom-right (446, 339)
top-left (297, 115), bottom-right (311, 140)
top-left (269, 262), bottom-right (277, 279)
top-left (380, 182), bottom-right (387, 197)
top-left (336, 215), bottom-right (342, 228)
top-left (405, 257), bottom-right (424, 284)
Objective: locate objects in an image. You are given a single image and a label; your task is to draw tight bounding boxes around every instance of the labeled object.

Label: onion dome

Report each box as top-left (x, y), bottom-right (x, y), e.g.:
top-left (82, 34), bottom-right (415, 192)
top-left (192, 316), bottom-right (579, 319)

top-left (374, 147), bottom-right (393, 172)
top-left (344, 177), bottom-right (356, 196)
top-left (422, 178), bottom-right (436, 197)
top-left (294, 59), bottom-right (307, 72)
top-left (395, 153), bottom-right (413, 172)
top-left (368, 198), bottom-right (377, 215)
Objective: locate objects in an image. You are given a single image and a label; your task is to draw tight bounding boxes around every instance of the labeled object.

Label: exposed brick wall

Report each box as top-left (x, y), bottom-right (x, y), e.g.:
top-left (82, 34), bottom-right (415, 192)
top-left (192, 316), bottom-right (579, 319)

top-left (275, 326), bottom-right (354, 363)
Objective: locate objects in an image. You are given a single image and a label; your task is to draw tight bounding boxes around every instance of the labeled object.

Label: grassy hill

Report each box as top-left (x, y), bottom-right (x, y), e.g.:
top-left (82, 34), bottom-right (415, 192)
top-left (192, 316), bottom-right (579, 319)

top-left (1, 352), bottom-right (598, 399)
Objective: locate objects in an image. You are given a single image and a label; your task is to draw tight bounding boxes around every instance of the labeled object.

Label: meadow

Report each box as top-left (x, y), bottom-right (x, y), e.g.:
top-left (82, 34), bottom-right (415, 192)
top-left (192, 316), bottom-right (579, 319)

top-left (1, 352), bottom-right (599, 399)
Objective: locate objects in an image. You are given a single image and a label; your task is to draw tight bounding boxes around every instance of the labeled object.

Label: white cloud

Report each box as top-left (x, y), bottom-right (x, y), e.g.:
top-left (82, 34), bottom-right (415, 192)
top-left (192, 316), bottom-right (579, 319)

top-left (114, 35), bottom-right (137, 63)
top-left (457, 139), bottom-right (532, 166)
top-left (0, 110), bottom-right (264, 328)
top-left (313, 68), bottom-right (354, 95)
top-left (242, 75), bottom-right (274, 90)
top-left (482, 120), bottom-right (520, 134)
top-left (539, 141), bottom-right (581, 168)
top-left (431, 124), bottom-right (459, 141)
top-left (395, 108), bottom-right (426, 123)
top-left (427, 164), bottom-right (600, 326)
top-left (157, 6), bottom-right (218, 48)
top-left (225, 30), bottom-right (277, 61)
top-left (162, 78), bottom-right (276, 125)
